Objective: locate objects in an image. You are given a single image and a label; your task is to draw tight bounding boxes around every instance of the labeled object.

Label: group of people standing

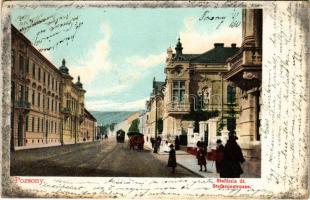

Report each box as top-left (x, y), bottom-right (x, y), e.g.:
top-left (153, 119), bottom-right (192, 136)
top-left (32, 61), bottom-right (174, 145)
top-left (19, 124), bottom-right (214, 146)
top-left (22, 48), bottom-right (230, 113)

top-left (217, 133), bottom-right (245, 178)
top-left (150, 136), bottom-right (162, 153)
top-left (197, 133), bottom-right (245, 178)
top-left (151, 133), bottom-right (245, 177)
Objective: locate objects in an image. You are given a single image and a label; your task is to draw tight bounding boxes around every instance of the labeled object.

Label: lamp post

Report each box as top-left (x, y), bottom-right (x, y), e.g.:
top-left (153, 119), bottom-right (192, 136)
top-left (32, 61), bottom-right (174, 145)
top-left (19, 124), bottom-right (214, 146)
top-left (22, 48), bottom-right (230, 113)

top-left (155, 96), bottom-right (158, 139)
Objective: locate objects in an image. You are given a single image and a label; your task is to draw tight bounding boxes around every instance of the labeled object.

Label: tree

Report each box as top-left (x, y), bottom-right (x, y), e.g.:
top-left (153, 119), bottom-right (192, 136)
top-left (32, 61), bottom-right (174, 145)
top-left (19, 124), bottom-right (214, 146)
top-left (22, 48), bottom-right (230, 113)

top-left (109, 123), bottom-right (117, 132)
top-left (128, 118), bottom-right (140, 132)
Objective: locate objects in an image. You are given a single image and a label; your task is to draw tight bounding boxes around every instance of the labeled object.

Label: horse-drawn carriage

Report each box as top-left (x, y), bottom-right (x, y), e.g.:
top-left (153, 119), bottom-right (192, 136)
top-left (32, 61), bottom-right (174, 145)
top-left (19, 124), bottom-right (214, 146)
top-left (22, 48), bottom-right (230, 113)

top-left (116, 129), bottom-right (125, 143)
top-left (127, 131), bottom-right (144, 150)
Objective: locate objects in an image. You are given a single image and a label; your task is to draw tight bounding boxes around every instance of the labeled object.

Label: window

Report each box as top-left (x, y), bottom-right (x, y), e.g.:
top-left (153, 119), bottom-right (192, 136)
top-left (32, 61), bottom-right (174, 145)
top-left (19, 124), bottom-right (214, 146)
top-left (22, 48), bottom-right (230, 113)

top-left (26, 58), bottom-right (29, 73)
top-left (37, 118), bottom-right (40, 132)
top-left (32, 117), bottom-right (34, 132)
top-left (26, 116), bottom-right (29, 131)
top-left (172, 81), bottom-right (185, 102)
top-left (38, 93), bottom-right (41, 107)
top-left (227, 86), bottom-right (236, 104)
top-left (32, 90), bottom-right (35, 105)
top-left (52, 99), bottom-right (54, 112)
top-left (47, 97), bottom-right (50, 111)
top-left (18, 85), bottom-right (23, 101)
top-left (32, 63), bottom-right (36, 78)
top-left (38, 67), bottom-right (41, 81)
top-left (41, 119), bottom-right (44, 132)
top-left (12, 50), bottom-right (16, 69)
top-left (25, 87), bottom-right (29, 101)
top-left (43, 72), bottom-right (46, 84)
top-left (48, 75), bottom-right (50, 87)
top-left (19, 55), bottom-right (24, 73)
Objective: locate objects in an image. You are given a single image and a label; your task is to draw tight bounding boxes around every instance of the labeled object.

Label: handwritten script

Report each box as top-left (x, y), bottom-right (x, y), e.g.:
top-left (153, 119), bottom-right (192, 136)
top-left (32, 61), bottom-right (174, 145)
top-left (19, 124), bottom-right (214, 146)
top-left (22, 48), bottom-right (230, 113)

top-left (263, 1), bottom-right (308, 196)
top-left (15, 13), bottom-right (83, 52)
top-left (198, 9), bottom-right (241, 29)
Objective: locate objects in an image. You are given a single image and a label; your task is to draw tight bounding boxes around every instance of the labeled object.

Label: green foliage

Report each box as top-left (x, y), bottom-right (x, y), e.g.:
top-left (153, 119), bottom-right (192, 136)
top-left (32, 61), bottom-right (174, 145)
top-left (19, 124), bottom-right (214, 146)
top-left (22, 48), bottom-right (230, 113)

top-left (129, 118), bottom-right (140, 132)
top-left (157, 118), bottom-right (163, 134)
top-left (109, 123), bottom-right (117, 132)
top-left (182, 110), bottom-right (219, 121)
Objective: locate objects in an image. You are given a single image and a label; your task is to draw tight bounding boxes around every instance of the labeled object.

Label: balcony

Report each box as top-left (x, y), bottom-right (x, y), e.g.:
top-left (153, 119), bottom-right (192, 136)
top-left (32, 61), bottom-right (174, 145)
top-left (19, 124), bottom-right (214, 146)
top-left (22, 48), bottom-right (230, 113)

top-left (223, 47), bottom-right (262, 91)
top-left (166, 101), bottom-right (190, 115)
top-left (14, 100), bottom-right (31, 112)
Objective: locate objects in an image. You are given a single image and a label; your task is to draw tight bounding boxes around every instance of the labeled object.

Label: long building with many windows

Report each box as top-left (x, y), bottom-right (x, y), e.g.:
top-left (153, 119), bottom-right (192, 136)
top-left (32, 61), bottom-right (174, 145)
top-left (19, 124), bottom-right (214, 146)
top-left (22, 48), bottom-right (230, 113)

top-left (11, 25), bottom-right (96, 150)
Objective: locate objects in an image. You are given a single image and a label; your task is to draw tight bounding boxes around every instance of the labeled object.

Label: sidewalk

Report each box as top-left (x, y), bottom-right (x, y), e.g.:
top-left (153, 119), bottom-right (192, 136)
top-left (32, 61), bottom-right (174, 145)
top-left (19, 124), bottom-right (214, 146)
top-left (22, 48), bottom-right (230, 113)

top-left (176, 153), bottom-right (218, 178)
top-left (145, 143), bottom-right (218, 178)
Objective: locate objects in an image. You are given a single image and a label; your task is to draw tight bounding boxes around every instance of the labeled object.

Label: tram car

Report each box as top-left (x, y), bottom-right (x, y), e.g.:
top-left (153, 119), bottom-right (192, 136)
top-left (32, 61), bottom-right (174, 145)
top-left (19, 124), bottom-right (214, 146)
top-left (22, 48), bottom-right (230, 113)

top-left (116, 129), bottom-right (125, 143)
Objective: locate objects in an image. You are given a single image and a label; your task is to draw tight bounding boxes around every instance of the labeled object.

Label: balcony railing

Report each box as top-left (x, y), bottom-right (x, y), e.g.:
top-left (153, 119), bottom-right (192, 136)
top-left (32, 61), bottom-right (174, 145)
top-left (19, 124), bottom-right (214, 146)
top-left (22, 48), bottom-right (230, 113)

top-left (227, 47), bottom-right (262, 70)
top-left (166, 101), bottom-right (190, 113)
top-left (15, 100), bottom-right (31, 110)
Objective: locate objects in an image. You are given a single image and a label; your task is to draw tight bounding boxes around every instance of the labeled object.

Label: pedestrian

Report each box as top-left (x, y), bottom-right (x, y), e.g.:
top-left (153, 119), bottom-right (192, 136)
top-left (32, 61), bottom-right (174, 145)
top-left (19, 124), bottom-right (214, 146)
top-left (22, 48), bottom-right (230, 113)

top-left (215, 139), bottom-right (225, 177)
top-left (175, 136), bottom-right (180, 150)
top-left (151, 137), bottom-right (155, 148)
top-left (196, 144), bottom-right (207, 172)
top-left (167, 144), bottom-right (177, 173)
top-left (157, 136), bottom-right (162, 152)
top-left (129, 136), bottom-right (135, 150)
top-left (163, 140), bottom-right (170, 153)
top-left (153, 137), bottom-right (158, 153)
top-left (221, 132), bottom-right (245, 178)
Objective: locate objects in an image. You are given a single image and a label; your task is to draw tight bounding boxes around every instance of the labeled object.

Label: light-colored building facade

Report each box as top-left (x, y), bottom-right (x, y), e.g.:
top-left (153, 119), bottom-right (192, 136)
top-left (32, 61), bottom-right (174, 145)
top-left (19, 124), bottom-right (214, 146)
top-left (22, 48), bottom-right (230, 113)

top-left (161, 39), bottom-right (240, 148)
top-left (11, 25), bottom-right (96, 150)
top-left (145, 79), bottom-right (165, 140)
top-left (79, 108), bottom-right (97, 143)
top-left (59, 61), bottom-right (86, 145)
top-left (11, 25), bottom-right (63, 149)
top-left (223, 9), bottom-right (262, 176)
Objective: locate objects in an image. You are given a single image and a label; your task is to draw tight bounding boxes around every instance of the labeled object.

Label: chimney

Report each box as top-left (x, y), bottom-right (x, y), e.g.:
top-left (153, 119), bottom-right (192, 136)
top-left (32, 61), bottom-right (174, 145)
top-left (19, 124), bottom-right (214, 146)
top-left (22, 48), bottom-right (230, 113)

top-left (231, 43), bottom-right (237, 48)
top-left (214, 43), bottom-right (224, 48)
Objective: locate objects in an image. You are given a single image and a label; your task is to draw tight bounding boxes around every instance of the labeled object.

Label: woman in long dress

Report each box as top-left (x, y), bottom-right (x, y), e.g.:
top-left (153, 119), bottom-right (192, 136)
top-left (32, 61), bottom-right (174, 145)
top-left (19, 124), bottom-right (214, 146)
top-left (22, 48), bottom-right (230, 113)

top-left (167, 144), bottom-right (177, 173)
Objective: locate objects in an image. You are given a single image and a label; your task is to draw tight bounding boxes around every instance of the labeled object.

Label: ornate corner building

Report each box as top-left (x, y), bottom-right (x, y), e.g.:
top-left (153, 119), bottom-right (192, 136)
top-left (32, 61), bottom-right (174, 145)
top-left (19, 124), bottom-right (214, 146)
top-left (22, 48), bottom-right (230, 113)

top-left (11, 25), bottom-right (97, 150)
top-left (223, 9), bottom-right (262, 176)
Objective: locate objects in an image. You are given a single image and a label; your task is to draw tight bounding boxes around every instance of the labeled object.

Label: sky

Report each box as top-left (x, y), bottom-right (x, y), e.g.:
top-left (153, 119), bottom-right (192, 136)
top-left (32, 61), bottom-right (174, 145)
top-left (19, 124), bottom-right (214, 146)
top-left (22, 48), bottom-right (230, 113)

top-left (11, 7), bottom-right (242, 112)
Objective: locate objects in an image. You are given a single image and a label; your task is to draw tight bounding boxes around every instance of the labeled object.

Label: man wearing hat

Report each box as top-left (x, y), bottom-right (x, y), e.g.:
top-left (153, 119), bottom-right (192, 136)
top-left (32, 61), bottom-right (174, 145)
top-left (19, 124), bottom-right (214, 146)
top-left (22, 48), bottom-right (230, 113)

top-left (215, 139), bottom-right (225, 177)
top-left (167, 144), bottom-right (177, 174)
top-left (221, 132), bottom-right (245, 178)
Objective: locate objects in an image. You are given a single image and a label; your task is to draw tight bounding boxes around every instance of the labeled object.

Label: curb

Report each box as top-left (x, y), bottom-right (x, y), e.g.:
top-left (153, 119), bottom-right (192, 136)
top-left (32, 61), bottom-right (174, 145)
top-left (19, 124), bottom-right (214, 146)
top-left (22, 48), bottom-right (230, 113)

top-left (176, 162), bottom-right (205, 178)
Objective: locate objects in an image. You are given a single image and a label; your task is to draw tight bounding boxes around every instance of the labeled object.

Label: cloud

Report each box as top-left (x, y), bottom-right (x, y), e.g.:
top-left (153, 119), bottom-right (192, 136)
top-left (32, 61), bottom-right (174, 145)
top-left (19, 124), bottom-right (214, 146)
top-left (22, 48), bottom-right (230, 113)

top-left (70, 23), bottom-right (113, 83)
top-left (86, 97), bottom-right (148, 111)
top-left (86, 70), bottom-right (142, 97)
top-left (179, 17), bottom-right (242, 53)
top-left (126, 52), bottom-right (166, 69)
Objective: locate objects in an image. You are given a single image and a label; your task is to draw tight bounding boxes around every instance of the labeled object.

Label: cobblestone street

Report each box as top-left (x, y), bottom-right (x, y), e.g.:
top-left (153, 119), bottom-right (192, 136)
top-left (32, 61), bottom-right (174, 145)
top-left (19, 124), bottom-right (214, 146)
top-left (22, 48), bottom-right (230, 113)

top-left (11, 138), bottom-right (199, 177)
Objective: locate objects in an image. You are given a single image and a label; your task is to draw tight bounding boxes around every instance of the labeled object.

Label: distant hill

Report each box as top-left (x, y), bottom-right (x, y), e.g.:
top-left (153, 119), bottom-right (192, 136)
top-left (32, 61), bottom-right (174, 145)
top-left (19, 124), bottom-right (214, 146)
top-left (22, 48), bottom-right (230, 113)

top-left (89, 111), bottom-right (139, 126)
